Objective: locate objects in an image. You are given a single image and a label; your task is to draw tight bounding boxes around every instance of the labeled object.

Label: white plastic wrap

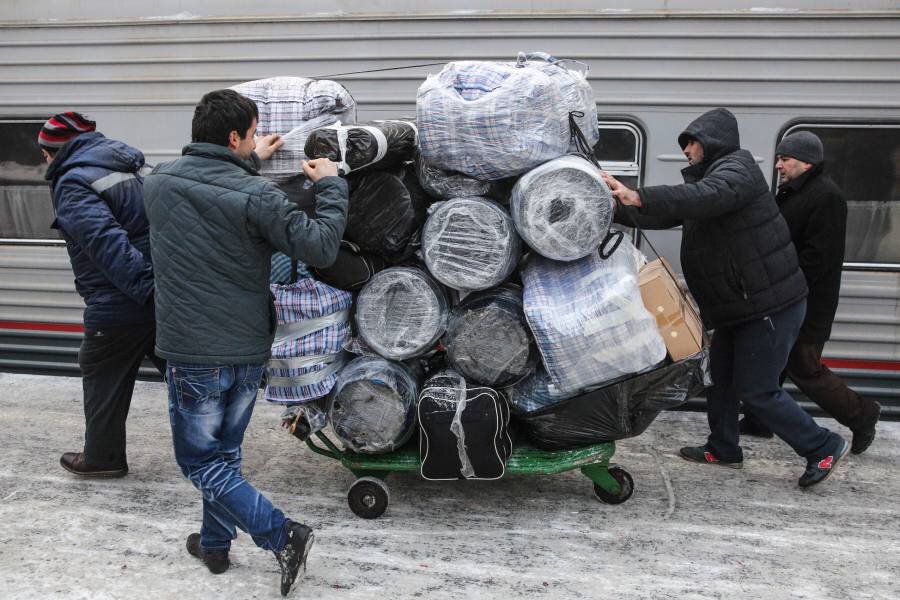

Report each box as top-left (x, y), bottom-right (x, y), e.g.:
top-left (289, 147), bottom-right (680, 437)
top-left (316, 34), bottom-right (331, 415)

top-left (418, 369), bottom-right (475, 478)
top-left (506, 366), bottom-right (579, 415)
top-left (511, 155), bottom-right (615, 262)
top-left (444, 288), bottom-right (535, 387)
top-left (328, 357), bottom-right (419, 454)
top-left (422, 197), bottom-right (521, 292)
top-left (355, 267), bottom-right (449, 360)
top-left (230, 77), bottom-right (356, 179)
top-left (522, 237), bottom-right (668, 392)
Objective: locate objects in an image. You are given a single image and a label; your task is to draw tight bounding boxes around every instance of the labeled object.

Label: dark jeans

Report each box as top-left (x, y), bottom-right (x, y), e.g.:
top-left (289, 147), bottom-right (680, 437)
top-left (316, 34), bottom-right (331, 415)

top-left (167, 362), bottom-right (288, 553)
top-left (78, 322), bottom-right (164, 469)
top-left (705, 300), bottom-right (836, 462)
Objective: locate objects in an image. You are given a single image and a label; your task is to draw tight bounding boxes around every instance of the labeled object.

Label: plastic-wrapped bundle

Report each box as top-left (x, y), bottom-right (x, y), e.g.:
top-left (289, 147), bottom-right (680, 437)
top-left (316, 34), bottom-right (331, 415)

top-left (422, 197), bottom-right (521, 292)
top-left (506, 365), bottom-right (579, 415)
top-left (329, 356), bottom-right (419, 454)
top-left (265, 278), bottom-right (352, 403)
top-left (415, 153), bottom-right (493, 199)
top-left (304, 120), bottom-right (418, 175)
top-left (355, 267), bottom-right (449, 360)
top-left (444, 288), bottom-right (535, 387)
top-left (230, 78), bottom-right (355, 178)
top-left (522, 237), bottom-right (668, 392)
top-left (517, 350), bottom-right (709, 449)
top-left (511, 155), bottom-right (615, 261)
top-left (345, 170), bottom-right (425, 263)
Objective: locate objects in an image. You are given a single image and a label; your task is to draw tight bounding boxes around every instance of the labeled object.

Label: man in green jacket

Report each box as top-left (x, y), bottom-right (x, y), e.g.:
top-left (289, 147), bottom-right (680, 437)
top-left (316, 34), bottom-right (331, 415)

top-left (144, 89), bottom-right (348, 596)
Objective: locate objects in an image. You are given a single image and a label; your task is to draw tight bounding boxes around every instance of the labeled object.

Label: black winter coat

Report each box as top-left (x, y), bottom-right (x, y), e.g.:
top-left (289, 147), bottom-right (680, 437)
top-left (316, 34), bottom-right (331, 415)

top-left (776, 164), bottom-right (846, 343)
top-left (616, 108), bottom-right (808, 329)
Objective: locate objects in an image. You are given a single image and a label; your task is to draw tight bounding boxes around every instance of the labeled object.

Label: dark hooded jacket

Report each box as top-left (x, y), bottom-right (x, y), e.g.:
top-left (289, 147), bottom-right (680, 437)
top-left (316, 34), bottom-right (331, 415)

top-left (616, 108), bottom-right (807, 329)
top-left (45, 132), bottom-right (155, 328)
top-left (144, 143), bottom-right (348, 365)
top-left (776, 163), bottom-right (846, 343)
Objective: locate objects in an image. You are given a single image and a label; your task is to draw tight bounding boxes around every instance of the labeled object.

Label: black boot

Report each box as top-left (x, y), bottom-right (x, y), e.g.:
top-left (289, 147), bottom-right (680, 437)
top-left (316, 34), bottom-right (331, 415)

top-left (186, 533), bottom-right (230, 574)
top-left (851, 401), bottom-right (881, 455)
top-left (275, 520), bottom-right (315, 596)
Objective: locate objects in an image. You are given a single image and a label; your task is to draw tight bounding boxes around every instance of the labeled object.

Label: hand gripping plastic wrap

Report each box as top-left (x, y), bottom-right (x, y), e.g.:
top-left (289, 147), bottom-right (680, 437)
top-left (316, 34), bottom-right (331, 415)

top-left (416, 54), bottom-right (598, 181)
top-left (355, 266), bottom-right (449, 360)
top-left (328, 356), bottom-right (420, 454)
top-left (304, 120), bottom-right (418, 176)
top-left (522, 237), bottom-right (668, 392)
top-left (264, 277), bottom-right (353, 404)
top-left (422, 197), bottom-right (521, 292)
top-left (444, 287), bottom-right (536, 387)
top-left (230, 77), bottom-right (356, 179)
top-left (511, 155), bottom-right (615, 262)
top-left (515, 350), bottom-right (709, 449)
top-left (345, 169), bottom-right (427, 263)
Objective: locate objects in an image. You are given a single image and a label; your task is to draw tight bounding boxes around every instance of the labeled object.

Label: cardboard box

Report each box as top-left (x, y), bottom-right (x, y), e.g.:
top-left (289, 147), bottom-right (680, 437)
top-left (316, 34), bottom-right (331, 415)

top-left (638, 258), bottom-right (703, 362)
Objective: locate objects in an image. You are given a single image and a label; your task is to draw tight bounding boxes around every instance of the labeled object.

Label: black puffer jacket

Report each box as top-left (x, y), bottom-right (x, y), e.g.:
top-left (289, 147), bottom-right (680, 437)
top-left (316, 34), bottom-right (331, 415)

top-left (776, 164), bottom-right (846, 343)
top-left (617, 108), bottom-right (807, 329)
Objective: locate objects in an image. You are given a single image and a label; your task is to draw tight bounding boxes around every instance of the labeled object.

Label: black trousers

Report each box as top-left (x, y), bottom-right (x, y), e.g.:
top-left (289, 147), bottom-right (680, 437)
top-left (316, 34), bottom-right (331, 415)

top-left (78, 322), bottom-right (165, 468)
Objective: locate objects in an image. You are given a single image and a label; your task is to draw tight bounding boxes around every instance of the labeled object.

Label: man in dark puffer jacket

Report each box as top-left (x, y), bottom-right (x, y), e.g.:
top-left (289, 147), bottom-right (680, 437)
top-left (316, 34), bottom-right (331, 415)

top-left (144, 90), bottom-right (347, 595)
top-left (603, 108), bottom-right (849, 488)
top-left (42, 112), bottom-right (165, 478)
top-left (740, 131), bottom-right (881, 453)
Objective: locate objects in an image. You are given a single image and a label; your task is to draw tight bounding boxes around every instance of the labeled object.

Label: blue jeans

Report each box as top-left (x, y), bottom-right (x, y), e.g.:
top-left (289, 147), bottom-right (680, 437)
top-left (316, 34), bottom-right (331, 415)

top-left (705, 300), bottom-right (837, 463)
top-left (168, 362), bottom-right (287, 553)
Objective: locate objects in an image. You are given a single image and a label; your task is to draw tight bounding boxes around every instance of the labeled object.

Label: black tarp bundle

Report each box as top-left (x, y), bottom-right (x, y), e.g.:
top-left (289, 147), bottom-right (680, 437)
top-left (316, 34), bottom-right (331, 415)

top-left (512, 350), bottom-right (708, 449)
top-left (444, 287), bottom-right (535, 387)
top-left (304, 120), bottom-right (418, 175)
top-left (275, 174), bottom-right (317, 217)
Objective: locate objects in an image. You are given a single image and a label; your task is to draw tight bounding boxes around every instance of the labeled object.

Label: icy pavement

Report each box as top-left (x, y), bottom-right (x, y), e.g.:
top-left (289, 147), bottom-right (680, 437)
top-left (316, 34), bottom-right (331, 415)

top-left (0, 372), bottom-right (897, 600)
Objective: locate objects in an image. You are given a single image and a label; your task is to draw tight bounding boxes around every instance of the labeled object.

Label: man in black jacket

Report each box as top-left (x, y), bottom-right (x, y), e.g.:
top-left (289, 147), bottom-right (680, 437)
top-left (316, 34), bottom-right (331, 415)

top-left (739, 131), bottom-right (881, 453)
top-left (602, 108), bottom-right (849, 488)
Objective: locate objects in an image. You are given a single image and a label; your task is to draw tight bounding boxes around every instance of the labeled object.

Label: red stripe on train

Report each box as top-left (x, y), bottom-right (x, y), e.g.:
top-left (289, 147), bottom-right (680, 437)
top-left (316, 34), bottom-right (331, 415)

top-left (0, 320), bottom-right (84, 333)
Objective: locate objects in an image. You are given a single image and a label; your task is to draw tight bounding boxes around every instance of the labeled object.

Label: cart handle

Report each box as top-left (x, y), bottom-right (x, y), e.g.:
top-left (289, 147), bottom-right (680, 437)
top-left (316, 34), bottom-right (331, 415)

top-left (305, 431), bottom-right (343, 460)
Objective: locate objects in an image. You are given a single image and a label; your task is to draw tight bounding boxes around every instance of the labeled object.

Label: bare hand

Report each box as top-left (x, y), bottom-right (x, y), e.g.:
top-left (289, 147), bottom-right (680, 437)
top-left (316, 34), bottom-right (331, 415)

top-left (255, 134), bottom-right (284, 161)
top-left (302, 158), bottom-right (339, 182)
top-left (600, 171), bottom-right (642, 207)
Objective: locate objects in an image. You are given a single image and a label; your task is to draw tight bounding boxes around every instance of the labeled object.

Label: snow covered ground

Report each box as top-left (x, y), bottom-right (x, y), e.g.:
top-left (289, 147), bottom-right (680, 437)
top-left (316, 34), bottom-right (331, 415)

top-left (0, 372), bottom-right (896, 600)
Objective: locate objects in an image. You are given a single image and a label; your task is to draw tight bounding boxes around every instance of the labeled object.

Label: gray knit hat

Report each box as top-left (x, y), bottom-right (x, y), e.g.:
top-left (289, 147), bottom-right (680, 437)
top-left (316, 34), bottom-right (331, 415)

top-left (775, 131), bottom-right (823, 164)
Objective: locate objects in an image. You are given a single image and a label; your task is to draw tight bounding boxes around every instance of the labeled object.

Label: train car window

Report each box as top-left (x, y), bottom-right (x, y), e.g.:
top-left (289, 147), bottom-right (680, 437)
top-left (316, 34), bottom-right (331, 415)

top-left (594, 121), bottom-right (643, 191)
top-left (780, 124), bottom-right (899, 266)
top-left (0, 120), bottom-right (60, 240)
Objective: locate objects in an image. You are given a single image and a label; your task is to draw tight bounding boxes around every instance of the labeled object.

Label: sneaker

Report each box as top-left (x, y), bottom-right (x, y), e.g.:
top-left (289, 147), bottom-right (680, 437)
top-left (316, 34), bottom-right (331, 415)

top-left (186, 533), bottom-right (230, 574)
top-left (275, 521), bottom-right (314, 596)
top-left (738, 416), bottom-right (774, 439)
top-left (679, 445), bottom-right (743, 469)
top-left (799, 437), bottom-right (850, 488)
top-left (59, 452), bottom-right (128, 478)
top-left (851, 401), bottom-right (881, 455)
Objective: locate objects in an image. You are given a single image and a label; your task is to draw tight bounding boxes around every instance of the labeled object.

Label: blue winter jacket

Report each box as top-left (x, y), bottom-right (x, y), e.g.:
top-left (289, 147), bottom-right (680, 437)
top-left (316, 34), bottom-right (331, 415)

top-left (45, 132), bottom-right (156, 328)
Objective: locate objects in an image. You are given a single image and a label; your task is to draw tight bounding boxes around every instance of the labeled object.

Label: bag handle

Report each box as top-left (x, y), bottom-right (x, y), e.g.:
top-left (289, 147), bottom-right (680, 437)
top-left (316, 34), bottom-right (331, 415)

top-left (515, 51), bottom-right (590, 74)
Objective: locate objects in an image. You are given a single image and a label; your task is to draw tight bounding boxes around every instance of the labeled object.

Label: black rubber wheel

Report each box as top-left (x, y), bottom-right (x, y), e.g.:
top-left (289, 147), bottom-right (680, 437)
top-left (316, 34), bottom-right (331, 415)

top-left (592, 466), bottom-right (634, 505)
top-left (347, 477), bottom-right (390, 519)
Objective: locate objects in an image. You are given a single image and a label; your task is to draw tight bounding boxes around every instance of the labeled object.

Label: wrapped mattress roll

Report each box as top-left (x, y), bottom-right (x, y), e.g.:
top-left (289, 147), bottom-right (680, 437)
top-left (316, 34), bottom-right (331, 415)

top-left (355, 267), bottom-right (449, 360)
top-left (511, 155), bottom-right (614, 262)
top-left (329, 357), bottom-right (419, 454)
top-left (444, 287), bottom-right (535, 387)
top-left (422, 197), bottom-right (521, 292)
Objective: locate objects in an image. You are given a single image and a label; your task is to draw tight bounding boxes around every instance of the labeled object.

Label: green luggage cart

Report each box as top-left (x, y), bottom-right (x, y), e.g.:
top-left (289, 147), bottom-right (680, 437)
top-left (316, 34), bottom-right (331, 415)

top-left (304, 431), bottom-right (634, 519)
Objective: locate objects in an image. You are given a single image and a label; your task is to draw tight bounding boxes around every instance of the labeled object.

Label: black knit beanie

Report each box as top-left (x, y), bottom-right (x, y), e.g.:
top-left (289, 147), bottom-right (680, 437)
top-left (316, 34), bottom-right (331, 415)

top-left (775, 131), bottom-right (823, 164)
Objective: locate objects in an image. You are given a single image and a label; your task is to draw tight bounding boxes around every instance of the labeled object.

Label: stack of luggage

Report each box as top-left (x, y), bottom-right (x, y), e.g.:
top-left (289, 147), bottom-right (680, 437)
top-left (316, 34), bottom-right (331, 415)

top-left (240, 55), bottom-right (708, 477)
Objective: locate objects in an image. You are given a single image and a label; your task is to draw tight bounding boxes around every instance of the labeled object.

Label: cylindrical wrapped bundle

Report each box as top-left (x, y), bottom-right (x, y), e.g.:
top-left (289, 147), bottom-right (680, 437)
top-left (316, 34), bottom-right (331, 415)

top-left (506, 366), bottom-right (579, 415)
top-left (355, 267), bottom-right (449, 360)
top-left (304, 120), bottom-right (418, 175)
top-left (230, 77), bottom-right (355, 179)
top-left (511, 155), bottom-right (615, 262)
top-left (444, 288), bottom-right (535, 387)
top-left (415, 154), bottom-right (494, 200)
top-left (422, 197), bottom-right (521, 292)
top-left (417, 60), bottom-right (570, 180)
top-left (328, 357), bottom-right (419, 454)
top-left (346, 170), bottom-right (425, 263)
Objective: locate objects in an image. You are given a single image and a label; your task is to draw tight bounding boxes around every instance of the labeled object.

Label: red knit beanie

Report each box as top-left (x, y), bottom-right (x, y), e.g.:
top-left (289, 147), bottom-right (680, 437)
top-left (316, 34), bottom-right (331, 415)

top-left (38, 112), bottom-right (97, 150)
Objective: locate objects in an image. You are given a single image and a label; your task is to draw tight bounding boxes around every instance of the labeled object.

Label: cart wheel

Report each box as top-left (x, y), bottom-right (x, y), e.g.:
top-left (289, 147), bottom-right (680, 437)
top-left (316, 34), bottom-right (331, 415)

top-left (592, 466), bottom-right (634, 505)
top-left (348, 477), bottom-right (390, 519)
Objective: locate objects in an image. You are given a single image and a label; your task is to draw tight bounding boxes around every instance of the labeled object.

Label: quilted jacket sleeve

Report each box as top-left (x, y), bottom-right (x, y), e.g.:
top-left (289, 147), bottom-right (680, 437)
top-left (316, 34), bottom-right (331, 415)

top-left (249, 176), bottom-right (349, 268)
top-left (54, 177), bottom-right (155, 304)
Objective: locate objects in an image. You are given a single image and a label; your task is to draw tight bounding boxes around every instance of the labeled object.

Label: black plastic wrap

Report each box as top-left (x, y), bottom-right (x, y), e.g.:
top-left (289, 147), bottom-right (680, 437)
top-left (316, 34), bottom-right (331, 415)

top-left (304, 120), bottom-right (417, 175)
top-left (515, 350), bottom-right (708, 449)
top-left (346, 170), bottom-right (425, 263)
top-left (444, 287), bottom-right (535, 387)
top-left (328, 356), bottom-right (420, 454)
top-left (274, 174), bottom-right (317, 217)
top-left (311, 240), bottom-right (386, 292)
